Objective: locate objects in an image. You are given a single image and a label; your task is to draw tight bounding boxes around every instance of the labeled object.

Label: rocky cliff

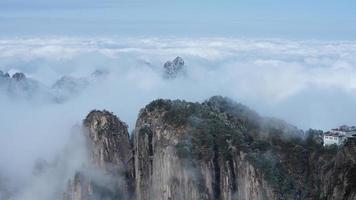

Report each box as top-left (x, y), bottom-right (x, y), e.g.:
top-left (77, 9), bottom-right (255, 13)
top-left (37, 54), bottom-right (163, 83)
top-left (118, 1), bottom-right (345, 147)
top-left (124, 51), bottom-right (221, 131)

top-left (133, 99), bottom-right (278, 200)
top-left (65, 97), bottom-right (356, 200)
top-left (163, 57), bottom-right (185, 79)
top-left (64, 110), bottom-right (134, 200)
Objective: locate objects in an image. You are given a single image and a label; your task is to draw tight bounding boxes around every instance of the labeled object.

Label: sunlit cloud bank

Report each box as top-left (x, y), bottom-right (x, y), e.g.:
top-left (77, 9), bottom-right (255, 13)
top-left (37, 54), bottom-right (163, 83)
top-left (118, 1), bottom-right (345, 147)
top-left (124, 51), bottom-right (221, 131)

top-left (1, 37), bottom-right (356, 198)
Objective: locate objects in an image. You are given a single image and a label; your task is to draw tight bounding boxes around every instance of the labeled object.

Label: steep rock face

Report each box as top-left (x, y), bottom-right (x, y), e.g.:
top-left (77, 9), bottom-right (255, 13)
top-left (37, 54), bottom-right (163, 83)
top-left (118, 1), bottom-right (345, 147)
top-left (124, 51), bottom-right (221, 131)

top-left (133, 107), bottom-right (210, 200)
top-left (204, 97), bottom-right (356, 200)
top-left (64, 170), bottom-right (125, 200)
top-left (318, 138), bottom-right (356, 200)
top-left (232, 152), bottom-right (277, 200)
top-left (63, 96), bottom-right (356, 200)
top-left (133, 99), bottom-right (277, 200)
top-left (83, 110), bottom-right (133, 177)
top-left (64, 110), bottom-right (134, 200)
top-left (64, 173), bottom-right (93, 200)
top-left (133, 97), bottom-right (356, 200)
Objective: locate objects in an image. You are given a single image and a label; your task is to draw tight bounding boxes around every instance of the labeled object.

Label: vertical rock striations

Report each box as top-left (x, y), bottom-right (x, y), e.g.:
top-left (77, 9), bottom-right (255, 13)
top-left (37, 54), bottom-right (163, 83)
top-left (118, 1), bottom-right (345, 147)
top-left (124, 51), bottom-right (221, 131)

top-left (318, 138), bottom-right (356, 200)
top-left (83, 110), bottom-right (133, 178)
top-left (133, 101), bottom-right (211, 200)
top-left (133, 99), bottom-right (277, 200)
top-left (64, 110), bottom-right (134, 200)
top-left (63, 97), bottom-right (356, 200)
top-left (132, 97), bottom-right (356, 200)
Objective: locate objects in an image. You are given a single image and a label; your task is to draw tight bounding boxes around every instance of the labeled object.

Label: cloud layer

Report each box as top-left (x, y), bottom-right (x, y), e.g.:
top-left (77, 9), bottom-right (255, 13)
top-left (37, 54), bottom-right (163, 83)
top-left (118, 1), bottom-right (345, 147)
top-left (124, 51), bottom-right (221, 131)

top-left (1, 37), bottom-right (356, 198)
top-left (1, 37), bottom-right (356, 127)
top-left (1, 37), bottom-right (356, 120)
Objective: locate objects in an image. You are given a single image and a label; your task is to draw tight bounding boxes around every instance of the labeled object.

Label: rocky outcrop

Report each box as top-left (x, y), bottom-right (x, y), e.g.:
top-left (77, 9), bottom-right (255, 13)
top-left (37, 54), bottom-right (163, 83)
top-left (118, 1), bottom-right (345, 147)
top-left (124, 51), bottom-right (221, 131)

top-left (83, 110), bottom-right (133, 177)
top-left (64, 172), bottom-right (93, 200)
top-left (163, 57), bottom-right (185, 79)
top-left (63, 97), bottom-right (355, 200)
top-left (63, 169), bottom-right (127, 200)
top-left (133, 99), bottom-right (278, 200)
top-left (64, 110), bottom-right (134, 200)
top-left (318, 138), bottom-right (356, 200)
top-left (133, 102), bottom-right (209, 200)
top-left (132, 97), bottom-right (356, 200)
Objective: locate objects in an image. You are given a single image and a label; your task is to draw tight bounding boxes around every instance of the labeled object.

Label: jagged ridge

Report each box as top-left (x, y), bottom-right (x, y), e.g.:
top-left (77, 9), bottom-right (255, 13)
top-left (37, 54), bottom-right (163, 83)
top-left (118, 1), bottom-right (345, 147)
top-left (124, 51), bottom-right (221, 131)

top-left (64, 96), bottom-right (356, 200)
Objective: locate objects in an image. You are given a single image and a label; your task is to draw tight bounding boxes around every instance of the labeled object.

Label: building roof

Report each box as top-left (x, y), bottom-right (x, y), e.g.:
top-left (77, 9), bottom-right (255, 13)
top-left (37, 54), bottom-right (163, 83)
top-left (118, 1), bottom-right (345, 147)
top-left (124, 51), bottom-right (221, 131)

top-left (324, 132), bottom-right (345, 138)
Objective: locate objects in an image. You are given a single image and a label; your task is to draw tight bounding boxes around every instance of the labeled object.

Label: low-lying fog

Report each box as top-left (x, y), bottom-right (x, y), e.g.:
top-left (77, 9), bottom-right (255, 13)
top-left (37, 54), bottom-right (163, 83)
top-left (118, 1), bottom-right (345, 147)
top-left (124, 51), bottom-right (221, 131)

top-left (1, 37), bottom-right (356, 199)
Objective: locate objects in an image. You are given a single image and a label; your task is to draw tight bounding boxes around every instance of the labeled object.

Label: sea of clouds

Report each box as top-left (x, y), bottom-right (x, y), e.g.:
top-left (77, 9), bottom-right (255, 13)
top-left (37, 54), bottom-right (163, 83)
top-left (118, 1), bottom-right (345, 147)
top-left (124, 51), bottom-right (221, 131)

top-left (1, 37), bottom-right (356, 199)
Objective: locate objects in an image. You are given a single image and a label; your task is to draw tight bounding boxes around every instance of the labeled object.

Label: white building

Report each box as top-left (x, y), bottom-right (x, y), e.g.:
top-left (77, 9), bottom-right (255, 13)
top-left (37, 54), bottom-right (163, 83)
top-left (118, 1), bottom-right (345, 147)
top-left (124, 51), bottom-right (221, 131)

top-left (323, 125), bottom-right (356, 146)
top-left (323, 133), bottom-right (345, 146)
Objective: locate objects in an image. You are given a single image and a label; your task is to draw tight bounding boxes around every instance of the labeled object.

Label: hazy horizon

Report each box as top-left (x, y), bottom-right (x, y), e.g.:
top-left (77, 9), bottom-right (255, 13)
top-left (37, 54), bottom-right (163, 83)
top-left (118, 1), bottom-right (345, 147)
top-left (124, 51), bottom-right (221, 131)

top-left (1, 1), bottom-right (356, 199)
top-left (1, 0), bottom-right (356, 40)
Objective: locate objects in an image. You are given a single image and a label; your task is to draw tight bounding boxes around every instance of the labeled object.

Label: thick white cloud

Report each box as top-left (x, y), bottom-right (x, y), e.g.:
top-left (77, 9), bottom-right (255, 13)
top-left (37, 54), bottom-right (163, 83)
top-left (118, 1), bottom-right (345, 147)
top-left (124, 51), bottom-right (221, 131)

top-left (1, 37), bottom-right (356, 119)
top-left (1, 37), bottom-right (356, 199)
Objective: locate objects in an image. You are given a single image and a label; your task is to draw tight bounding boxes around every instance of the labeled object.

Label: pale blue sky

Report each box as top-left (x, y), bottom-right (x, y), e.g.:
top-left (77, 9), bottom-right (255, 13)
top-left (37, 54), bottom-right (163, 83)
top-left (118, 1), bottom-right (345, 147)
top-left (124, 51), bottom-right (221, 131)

top-left (0, 0), bottom-right (355, 39)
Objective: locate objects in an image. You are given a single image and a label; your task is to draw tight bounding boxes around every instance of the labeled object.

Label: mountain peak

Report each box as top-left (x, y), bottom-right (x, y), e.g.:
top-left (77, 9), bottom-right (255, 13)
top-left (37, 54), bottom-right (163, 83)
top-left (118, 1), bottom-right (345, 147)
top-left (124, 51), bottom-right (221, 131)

top-left (12, 72), bottom-right (26, 81)
top-left (0, 70), bottom-right (10, 79)
top-left (163, 56), bottom-right (186, 79)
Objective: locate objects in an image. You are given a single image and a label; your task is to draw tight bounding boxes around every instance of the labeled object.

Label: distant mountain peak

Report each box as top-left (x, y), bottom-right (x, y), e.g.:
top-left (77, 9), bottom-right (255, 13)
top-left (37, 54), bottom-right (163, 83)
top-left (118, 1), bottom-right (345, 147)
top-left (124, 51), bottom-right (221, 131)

top-left (163, 56), bottom-right (185, 79)
top-left (12, 72), bottom-right (26, 81)
top-left (0, 70), bottom-right (10, 79)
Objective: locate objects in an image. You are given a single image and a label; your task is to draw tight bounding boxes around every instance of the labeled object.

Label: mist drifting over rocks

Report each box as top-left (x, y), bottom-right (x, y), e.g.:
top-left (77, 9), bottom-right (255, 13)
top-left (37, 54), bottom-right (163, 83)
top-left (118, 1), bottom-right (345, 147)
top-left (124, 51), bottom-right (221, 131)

top-left (0, 37), bottom-right (356, 199)
top-left (1, 37), bottom-right (356, 127)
